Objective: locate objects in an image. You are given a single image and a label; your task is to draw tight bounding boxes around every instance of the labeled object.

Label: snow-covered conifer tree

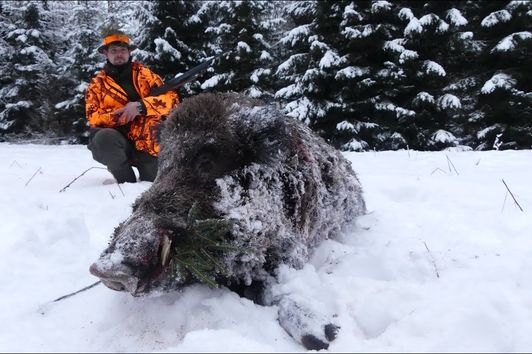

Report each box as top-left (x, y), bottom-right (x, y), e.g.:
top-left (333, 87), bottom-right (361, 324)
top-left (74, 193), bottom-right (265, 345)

top-left (275, 0), bottom-right (348, 143)
top-left (473, 0), bottom-right (532, 149)
top-left (336, 0), bottom-right (406, 151)
top-left (0, 1), bottom-right (16, 137)
top-left (52, 1), bottom-right (106, 143)
top-left (0, 1), bottom-right (57, 138)
top-left (201, 0), bottom-right (278, 99)
top-left (376, 1), bottom-right (476, 150)
top-left (134, 0), bottom-right (209, 97)
top-left (274, 1), bottom-right (317, 122)
top-left (0, 0), bottom-right (529, 151)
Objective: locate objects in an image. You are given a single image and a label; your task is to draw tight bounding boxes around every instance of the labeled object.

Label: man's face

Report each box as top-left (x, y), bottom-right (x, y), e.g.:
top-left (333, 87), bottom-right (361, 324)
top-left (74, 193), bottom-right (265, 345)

top-left (104, 44), bottom-right (130, 65)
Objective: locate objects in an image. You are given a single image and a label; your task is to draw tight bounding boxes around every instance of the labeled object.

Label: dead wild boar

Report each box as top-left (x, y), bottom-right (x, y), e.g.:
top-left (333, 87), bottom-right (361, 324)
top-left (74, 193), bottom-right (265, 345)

top-left (89, 92), bottom-right (366, 350)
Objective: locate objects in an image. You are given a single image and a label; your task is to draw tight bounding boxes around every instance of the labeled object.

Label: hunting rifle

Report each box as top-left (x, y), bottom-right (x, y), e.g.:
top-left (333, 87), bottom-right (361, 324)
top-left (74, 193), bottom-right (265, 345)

top-left (148, 52), bottom-right (224, 96)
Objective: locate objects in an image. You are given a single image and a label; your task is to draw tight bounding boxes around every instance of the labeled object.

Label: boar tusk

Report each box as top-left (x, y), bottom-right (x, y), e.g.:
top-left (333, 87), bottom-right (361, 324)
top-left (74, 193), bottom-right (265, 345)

top-left (161, 234), bottom-right (172, 267)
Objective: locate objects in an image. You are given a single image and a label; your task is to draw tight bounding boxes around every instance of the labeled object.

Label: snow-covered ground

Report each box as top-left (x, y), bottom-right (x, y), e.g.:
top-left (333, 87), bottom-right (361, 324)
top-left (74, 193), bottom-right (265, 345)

top-left (0, 143), bottom-right (531, 352)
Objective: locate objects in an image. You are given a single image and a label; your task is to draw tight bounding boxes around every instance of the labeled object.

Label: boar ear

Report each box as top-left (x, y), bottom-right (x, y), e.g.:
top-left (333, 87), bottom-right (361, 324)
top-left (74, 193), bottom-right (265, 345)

top-left (233, 106), bottom-right (288, 164)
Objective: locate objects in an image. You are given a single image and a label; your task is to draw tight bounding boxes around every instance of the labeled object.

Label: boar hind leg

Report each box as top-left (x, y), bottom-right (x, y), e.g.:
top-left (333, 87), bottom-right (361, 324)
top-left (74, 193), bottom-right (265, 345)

top-left (277, 296), bottom-right (339, 351)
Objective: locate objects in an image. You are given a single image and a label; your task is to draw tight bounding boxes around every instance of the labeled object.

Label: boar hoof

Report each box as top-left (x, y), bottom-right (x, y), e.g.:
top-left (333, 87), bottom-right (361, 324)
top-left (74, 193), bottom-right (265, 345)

top-left (301, 333), bottom-right (329, 350)
top-left (324, 323), bottom-right (339, 341)
top-left (299, 323), bottom-right (340, 350)
top-left (277, 296), bottom-right (339, 350)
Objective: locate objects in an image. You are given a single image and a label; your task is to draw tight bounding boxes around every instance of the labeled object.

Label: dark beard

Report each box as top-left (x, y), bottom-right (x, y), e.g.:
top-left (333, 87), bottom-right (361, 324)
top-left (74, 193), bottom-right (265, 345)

top-left (104, 58), bottom-right (133, 81)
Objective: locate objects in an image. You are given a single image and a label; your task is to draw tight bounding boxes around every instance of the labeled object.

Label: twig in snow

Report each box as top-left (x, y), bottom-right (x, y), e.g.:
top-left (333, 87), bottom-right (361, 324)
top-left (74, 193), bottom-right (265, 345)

top-left (501, 191), bottom-right (508, 213)
top-left (475, 159), bottom-right (481, 166)
top-left (423, 241), bottom-right (440, 279)
top-left (10, 160), bottom-right (23, 168)
top-left (52, 281), bottom-right (102, 303)
top-left (407, 145), bottom-right (411, 158)
top-left (39, 281), bottom-right (102, 315)
top-left (25, 167), bottom-right (42, 186)
top-left (501, 179), bottom-right (524, 212)
top-left (116, 182), bottom-right (125, 197)
top-left (445, 155), bottom-right (459, 175)
top-left (59, 167), bottom-right (107, 192)
top-left (431, 168), bottom-right (447, 175)
top-left (109, 191), bottom-right (116, 199)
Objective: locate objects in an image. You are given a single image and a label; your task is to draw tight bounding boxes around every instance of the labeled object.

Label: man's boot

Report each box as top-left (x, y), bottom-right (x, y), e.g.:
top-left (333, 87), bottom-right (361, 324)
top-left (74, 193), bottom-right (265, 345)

top-left (134, 150), bottom-right (158, 182)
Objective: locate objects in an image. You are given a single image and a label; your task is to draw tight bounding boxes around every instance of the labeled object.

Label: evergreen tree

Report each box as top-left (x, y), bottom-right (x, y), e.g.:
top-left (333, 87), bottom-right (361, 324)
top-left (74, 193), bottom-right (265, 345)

top-left (375, 1), bottom-right (470, 150)
top-left (100, 0), bottom-right (126, 34)
top-left (201, 0), bottom-right (278, 99)
top-left (275, 1), bottom-right (322, 124)
top-left (52, 1), bottom-right (105, 143)
top-left (268, 1), bottom-right (314, 110)
top-left (134, 0), bottom-right (210, 98)
top-left (330, 0), bottom-right (530, 152)
top-left (300, 1), bottom-right (348, 138)
top-left (0, 1), bottom-right (16, 137)
top-left (473, 0), bottom-right (532, 149)
top-left (0, 0), bottom-right (530, 151)
top-left (0, 1), bottom-right (57, 138)
top-left (335, 0), bottom-right (406, 151)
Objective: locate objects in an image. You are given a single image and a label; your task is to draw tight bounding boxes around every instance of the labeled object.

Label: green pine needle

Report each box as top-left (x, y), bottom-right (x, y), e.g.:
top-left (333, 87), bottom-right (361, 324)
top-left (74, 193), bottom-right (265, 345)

top-left (170, 202), bottom-right (253, 288)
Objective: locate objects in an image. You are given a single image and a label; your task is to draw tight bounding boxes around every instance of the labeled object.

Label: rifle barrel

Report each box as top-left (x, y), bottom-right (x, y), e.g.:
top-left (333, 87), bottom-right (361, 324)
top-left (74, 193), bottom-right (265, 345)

top-left (148, 54), bottom-right (222, 96)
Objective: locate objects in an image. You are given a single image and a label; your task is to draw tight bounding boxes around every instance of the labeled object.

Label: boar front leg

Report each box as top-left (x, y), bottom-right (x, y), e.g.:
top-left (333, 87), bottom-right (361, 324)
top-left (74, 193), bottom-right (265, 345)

top-left (277, 295), bottom-right (339, 350)
top-left (229, 280), bottom-right (340, 350)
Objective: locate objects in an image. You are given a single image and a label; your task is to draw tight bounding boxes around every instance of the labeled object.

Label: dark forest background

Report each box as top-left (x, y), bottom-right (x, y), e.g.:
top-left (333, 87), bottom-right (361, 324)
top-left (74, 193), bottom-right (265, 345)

top-left (0, 0), bottom-right (530, 151)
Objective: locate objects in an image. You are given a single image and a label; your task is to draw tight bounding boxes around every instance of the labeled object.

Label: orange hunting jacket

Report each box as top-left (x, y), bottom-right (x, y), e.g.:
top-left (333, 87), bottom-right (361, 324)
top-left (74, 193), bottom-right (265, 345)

top-left (85, 62), bottom-right (179, 156)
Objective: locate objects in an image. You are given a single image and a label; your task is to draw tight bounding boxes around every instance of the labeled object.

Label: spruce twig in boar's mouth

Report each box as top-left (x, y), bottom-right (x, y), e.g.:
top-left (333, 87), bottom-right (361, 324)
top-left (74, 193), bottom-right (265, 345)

top-left (161, 202), bottom-right (250, 288)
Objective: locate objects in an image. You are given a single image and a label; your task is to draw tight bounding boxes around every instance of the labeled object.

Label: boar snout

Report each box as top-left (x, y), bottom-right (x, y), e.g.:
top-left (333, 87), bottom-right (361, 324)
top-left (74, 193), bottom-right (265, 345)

top-left (89, 261), bottom-right (139, 294)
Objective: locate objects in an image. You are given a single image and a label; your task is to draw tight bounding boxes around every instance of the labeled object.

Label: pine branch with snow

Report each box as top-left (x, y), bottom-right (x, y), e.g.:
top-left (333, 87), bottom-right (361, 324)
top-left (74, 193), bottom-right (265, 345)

top-left (168, 202), bottom-right (249, 288)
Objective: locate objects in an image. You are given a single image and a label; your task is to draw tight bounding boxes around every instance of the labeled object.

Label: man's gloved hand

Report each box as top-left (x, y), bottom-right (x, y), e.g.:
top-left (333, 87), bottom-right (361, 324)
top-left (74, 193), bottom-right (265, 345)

top-left (112, 101), bottom-right (141, 125)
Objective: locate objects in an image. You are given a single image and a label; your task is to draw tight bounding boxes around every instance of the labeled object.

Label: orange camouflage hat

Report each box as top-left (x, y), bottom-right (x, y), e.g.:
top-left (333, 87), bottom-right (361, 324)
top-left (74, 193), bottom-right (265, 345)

top-left (97, 31), bottom-right (137, 53)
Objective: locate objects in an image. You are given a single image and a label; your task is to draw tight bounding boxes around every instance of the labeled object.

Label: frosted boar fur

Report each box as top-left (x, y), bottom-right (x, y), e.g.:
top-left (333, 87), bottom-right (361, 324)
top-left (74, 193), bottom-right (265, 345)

top-left (90, 92), bottom-right (366, 350)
